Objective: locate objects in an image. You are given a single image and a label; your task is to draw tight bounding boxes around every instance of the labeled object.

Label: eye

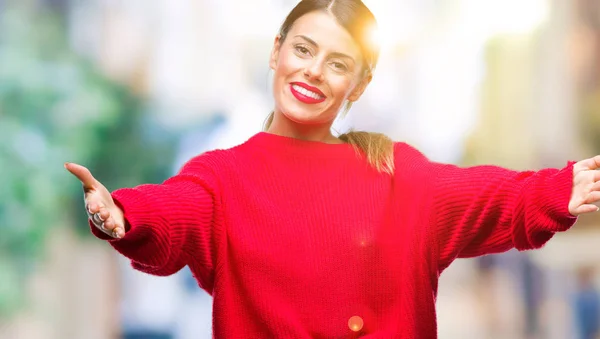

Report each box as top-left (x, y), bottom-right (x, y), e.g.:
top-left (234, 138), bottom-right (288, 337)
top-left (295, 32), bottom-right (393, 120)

top-left (330, 61), bottom-right (348, 72)
top-left (294, 45), bottom-right (311, 55)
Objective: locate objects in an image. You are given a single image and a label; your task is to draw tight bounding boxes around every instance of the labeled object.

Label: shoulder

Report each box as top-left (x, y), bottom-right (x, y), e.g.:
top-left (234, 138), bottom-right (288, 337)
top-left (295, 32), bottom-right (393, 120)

top-left (177, 135), bottom-right (261, 176)
top-left (391, 141), bottom-right (453, 185)
top-left (393, 142), bottom-right (433, 167)
top-left (166, 146), bottom-right (243, 193)
top-left (179, 148), bottom-right (237, 175)
top-left (394, 141), bottom-right (424, 156)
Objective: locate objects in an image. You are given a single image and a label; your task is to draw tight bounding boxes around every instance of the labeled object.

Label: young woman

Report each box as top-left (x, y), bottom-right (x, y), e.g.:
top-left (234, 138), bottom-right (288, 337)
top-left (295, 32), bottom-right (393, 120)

top-left (65, 0), bottom-right (600, 337)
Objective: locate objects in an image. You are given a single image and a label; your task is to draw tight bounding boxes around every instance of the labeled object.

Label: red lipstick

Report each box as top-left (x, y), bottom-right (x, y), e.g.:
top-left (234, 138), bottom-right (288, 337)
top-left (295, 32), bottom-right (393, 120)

top-left (290, 82), bottom-right (326, 104)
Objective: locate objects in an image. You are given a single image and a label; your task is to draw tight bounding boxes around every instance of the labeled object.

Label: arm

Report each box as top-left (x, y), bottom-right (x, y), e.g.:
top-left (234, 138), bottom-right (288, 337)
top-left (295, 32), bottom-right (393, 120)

top-left (430, 161), bottom-right (577, 272)
top-left (83, 154), bottom-right (221, 290)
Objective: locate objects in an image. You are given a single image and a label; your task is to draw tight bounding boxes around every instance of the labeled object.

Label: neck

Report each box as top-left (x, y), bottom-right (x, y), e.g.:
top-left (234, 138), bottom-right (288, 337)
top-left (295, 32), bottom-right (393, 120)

top-left (267, 111), bottom-right (343, 144)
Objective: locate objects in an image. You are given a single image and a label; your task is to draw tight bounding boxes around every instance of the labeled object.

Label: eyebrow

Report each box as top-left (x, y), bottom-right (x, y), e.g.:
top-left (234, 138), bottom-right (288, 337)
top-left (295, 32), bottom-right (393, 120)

top-left (293, 35), bottom-right (356, 62)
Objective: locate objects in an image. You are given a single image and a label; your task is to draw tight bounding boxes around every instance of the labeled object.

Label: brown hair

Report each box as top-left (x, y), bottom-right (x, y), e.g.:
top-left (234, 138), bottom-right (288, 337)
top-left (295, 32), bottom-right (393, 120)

top-left (264, 0), bottom-right (394, 174)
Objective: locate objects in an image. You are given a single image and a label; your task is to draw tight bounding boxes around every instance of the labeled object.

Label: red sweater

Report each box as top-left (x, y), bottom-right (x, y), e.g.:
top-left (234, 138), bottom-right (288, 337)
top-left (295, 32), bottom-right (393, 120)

top-left (91, 132), bottom-right (578, 338)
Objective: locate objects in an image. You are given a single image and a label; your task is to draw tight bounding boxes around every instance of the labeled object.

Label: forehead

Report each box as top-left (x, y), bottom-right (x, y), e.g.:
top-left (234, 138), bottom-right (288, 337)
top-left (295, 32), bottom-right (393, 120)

top-left (287, 11), bottom-right (362, 58)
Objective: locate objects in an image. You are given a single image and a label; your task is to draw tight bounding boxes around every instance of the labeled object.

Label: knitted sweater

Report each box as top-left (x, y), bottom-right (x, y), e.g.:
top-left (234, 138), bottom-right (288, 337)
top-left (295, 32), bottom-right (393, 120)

top-left (91, 132), bottom-right (578, 338)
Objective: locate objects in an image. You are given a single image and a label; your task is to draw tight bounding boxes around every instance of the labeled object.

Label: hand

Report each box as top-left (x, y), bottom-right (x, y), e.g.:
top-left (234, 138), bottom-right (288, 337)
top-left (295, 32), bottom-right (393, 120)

top-left (569, 155), bottom-right (600, 216)
top-left (65, 162), bottom-right (126, 238)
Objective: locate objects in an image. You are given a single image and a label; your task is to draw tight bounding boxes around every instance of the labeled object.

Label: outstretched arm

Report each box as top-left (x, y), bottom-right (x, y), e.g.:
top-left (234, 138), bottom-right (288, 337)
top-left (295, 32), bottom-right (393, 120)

top-left (65, 156), bottom-right (220, 288)
top-left (431, 155), bottom-right (600, 272)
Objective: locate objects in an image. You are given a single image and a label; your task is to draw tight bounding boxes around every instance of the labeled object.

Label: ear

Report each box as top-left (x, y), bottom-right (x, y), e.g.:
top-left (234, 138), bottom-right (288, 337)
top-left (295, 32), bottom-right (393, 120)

top-left (348, 72), bottom-right (372, 102)
top-left (269, 35), bottom-right (282, 70)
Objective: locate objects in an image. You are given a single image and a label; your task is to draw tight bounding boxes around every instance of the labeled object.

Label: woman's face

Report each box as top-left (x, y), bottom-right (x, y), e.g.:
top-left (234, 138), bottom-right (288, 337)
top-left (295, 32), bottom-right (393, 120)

top-left (269, 11), bottom-right (370, 125)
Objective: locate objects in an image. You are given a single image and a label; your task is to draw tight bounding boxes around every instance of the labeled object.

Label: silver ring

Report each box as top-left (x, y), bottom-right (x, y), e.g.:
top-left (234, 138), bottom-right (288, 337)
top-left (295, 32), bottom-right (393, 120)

top-left (92, 212), bottom-right (104, 226)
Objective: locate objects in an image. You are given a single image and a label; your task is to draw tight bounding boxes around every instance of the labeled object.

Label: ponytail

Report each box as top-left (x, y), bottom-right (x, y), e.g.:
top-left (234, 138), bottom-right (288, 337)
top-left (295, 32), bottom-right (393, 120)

top-left (338, 130), bottom-right (394, 175)
top-left (263, 111), bottom-right (275, 131)
top-left (263, 112), bottom-right (394, 174)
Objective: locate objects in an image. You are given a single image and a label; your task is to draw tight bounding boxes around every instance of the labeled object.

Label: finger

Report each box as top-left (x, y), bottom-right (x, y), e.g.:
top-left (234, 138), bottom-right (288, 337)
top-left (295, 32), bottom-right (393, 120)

top-left (64, 162), bottom-right (97, 191)
top-left (97, 207), bottom-right (110, 223)
top-left (91, 216), bottom-right (118, 238)
top-left (102, 217), bottom-right (124, 239)
top-left (86, 201), bottom-right (105, 215)
top-left (91, 212), bottom-right (104, 226)
top-left (574, 204), bottom-right (600, 216)
top-left (103, 216), bottom-right (116, 230)
top-left (592, 181), bottom-right (600, 192)
top-left (576, 155), bottom-right (600, 171)
top-left (112, 227), bottom-right (124, 239)
top-left (585, 191), bottom-right (600, 204)
top-left (89, 207), bottom-right (109, 229)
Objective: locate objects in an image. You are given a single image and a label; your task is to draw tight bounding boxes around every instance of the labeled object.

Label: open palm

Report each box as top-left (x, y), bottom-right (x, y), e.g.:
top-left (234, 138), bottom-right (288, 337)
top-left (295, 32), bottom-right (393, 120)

top-left (64, 162), bottom-right (126, 238)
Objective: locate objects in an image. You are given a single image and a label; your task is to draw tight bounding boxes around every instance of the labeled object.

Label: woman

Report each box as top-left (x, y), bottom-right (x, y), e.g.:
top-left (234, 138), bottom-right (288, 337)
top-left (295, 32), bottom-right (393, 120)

top-left (65, 0), bottom-right (600, 337)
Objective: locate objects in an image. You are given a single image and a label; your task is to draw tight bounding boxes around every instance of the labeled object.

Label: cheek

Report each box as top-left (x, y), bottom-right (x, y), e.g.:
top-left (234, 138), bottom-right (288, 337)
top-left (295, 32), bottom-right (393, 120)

top-left (328, 76), bottom-right (355, 98)
top-left (275, 51), bottom-right (302, 77)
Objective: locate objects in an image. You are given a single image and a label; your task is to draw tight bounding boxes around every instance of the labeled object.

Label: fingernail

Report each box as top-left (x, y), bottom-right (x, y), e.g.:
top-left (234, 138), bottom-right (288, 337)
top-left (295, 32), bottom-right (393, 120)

top-left (112, 228), bottom-right (121, 239)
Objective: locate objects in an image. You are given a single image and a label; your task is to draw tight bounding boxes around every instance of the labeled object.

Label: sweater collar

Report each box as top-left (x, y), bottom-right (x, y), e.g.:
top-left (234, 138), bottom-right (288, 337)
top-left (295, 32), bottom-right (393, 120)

top-left (246, 132), bottom-right (359, 158)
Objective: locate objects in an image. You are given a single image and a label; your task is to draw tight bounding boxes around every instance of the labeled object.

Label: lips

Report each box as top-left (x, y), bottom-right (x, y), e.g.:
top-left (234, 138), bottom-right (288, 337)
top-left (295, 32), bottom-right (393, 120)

top-left (290, 82), bottom-right (326, 104)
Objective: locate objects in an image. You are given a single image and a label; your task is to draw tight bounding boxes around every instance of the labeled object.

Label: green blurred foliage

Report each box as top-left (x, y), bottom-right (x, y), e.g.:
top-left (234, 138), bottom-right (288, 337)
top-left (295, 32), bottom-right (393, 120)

top-left (0, 3), bottom-right (177, 317)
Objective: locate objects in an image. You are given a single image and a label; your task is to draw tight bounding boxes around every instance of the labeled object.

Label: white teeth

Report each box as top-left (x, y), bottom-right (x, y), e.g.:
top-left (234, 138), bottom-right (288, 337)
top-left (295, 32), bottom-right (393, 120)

top-left (292, 84), bottom-right (324, 100)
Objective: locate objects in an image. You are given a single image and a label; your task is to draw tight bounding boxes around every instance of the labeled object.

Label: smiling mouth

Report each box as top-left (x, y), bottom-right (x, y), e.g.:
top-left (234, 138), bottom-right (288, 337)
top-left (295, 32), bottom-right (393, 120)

top-left (290, 83), bottom-right (326, 104)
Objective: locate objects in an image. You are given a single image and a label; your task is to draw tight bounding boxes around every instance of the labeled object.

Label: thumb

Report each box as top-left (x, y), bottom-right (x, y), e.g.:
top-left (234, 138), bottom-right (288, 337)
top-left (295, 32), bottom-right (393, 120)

top-left (64, 162), bottom-right (97, 191)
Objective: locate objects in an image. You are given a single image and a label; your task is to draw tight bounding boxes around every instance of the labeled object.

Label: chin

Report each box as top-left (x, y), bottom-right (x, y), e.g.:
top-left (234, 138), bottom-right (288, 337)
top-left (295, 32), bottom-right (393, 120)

top-left (280, 99), bottom-right (336, 124)
top-left (281, 109), bottom-right (333, 125)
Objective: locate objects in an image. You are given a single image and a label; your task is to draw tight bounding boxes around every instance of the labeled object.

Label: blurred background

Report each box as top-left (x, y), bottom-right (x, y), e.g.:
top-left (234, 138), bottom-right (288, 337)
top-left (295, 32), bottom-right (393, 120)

top-left (1, 0), bottom-right (600, 338)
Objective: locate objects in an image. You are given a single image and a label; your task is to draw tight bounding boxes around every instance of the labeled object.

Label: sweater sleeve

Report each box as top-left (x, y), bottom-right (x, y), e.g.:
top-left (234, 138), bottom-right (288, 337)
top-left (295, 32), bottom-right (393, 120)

top-left (429, 160), bottom-right (578, 272)
top-left (89, 154), bottom-right (220, 290)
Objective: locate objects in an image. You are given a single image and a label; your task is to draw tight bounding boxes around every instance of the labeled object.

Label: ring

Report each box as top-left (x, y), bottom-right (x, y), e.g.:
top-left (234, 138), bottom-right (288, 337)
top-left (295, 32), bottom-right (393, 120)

top-left (92, 212), bottom-right (104, 225)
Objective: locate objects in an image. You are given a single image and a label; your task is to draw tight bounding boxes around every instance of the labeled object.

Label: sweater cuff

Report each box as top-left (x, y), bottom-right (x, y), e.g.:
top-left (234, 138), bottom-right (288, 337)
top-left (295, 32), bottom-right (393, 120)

top-left (530, 161), bottom-right (578, 234)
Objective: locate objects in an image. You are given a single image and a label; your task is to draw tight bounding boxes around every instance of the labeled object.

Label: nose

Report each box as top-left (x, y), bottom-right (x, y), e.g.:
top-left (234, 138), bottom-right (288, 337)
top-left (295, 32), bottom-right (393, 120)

top-left (303, 60), bottom-right (324, 82)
